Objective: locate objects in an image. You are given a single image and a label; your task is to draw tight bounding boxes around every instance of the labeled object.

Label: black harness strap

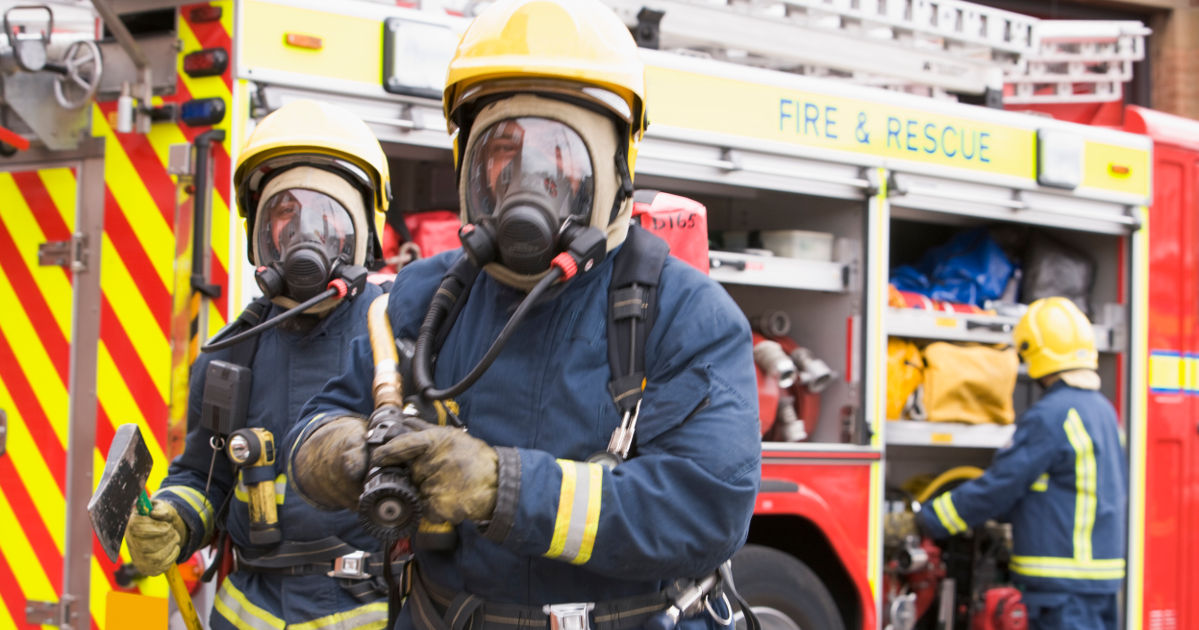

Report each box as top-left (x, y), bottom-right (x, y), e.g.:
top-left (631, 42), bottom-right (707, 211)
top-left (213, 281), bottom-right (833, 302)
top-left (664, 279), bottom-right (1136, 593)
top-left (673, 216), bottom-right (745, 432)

top-left (218, 296), bottom-right (271, 369)
top-left (234, 536), bottom-right (399, 603)
top-left (198, 296), bottom-right (271, 584)
top-left (410, 567), bottom-right (671, 630)
top-left (606, 224), bottom-right (669, 422)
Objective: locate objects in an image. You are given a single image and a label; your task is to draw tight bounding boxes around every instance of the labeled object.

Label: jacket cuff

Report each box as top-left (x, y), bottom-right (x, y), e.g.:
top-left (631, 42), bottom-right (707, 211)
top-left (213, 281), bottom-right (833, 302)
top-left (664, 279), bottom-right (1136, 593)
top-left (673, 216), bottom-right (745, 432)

top-left (153, 486), bottom-right (212, 558)
top-left (481, 446), bottom-right (521, 544)
top-left (917, 494), bottom-right (961, 540)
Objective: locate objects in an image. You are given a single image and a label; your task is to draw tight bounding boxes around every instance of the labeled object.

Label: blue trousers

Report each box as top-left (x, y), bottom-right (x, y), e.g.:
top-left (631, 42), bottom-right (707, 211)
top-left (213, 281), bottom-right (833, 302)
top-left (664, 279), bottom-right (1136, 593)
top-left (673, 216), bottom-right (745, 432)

top-left (1021, 592), bottom-right (1117, 630)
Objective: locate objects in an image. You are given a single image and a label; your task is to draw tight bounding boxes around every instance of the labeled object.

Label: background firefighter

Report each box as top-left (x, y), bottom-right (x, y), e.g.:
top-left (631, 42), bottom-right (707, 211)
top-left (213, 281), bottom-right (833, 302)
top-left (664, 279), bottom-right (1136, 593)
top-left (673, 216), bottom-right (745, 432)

top-left (890, 296), bottom-right (1128, 630)
top-left (285, 1), bottom-right (762, 630)
top-left (123, 99), bottom-right (396, 629)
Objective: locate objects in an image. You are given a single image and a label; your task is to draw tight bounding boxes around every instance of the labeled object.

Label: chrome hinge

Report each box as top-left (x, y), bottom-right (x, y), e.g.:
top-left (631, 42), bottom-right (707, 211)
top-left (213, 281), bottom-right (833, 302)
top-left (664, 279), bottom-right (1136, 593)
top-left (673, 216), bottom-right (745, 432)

top-left (38, 233), bottom-right (87, 272)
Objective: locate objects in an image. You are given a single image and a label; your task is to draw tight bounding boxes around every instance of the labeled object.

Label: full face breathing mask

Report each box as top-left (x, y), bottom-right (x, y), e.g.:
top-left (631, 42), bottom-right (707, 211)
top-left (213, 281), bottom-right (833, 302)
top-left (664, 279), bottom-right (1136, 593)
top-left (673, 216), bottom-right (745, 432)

top-left (254, 188), bottom-right (355, 301)
top-left (250, 166), bottom-right (369, 307)
top-left (456, 95), bottom-right (631, 289)
top-left (461, 116), bottom-right (594, 274)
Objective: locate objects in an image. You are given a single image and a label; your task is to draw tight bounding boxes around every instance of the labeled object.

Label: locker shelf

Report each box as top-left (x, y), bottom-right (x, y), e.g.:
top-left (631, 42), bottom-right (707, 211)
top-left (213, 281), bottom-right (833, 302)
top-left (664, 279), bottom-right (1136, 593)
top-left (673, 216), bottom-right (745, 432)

top-left (885, 307), bottom-right (1119, 352)
top-left (709, 251), bottom-right (848, 292)
top-left (885, 420), bottom-right (1016, 449)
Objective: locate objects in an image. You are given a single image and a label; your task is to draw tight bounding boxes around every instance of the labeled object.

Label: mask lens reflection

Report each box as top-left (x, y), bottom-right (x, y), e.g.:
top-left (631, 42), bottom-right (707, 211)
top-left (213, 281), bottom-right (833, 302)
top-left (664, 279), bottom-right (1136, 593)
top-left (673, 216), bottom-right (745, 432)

top-left (465, 117), bottom-right (594, 224)
top-left (256, 188), bottom-right (356, 267)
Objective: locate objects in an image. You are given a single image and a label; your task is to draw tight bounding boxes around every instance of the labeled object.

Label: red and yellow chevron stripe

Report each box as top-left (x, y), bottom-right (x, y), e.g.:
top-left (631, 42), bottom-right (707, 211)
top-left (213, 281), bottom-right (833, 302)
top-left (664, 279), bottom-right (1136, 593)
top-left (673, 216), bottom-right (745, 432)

top-left (0, 3), bottom-right (235, 628)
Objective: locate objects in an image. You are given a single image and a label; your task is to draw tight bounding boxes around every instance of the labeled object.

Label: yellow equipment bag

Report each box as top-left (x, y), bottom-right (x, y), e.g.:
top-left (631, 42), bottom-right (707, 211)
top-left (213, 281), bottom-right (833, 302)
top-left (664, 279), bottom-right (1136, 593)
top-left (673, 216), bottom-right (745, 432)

top-left (922, 342), bottom-right (1018, 425)
top-left (887, 338), bottom-right (924, 420)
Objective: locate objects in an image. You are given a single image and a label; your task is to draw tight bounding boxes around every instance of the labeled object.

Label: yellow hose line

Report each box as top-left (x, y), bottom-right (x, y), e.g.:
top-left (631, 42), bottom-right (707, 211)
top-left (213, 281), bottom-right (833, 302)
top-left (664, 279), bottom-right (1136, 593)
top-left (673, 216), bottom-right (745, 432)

top-left (368, 294), bottom-right (403, 408)
top-left (914, 466), bottom-right (985, 504)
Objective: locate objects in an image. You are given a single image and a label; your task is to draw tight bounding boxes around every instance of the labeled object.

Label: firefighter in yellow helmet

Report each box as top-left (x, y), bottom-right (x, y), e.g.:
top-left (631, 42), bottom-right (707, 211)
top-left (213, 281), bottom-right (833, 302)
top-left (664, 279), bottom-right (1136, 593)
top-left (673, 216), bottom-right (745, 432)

top-left (124, 99), bottom-right (397, 629)
top-left (898, 297), bottom-right (1128, 629)
top-left (286, 2), bottom-right (761, 630)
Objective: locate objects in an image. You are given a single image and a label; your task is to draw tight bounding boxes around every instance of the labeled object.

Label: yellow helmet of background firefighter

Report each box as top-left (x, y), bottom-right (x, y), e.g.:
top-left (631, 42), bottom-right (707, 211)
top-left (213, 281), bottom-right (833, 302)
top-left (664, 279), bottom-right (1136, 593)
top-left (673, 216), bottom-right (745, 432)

top-left (1013, 297), bottom-right (1098, 379)
top-left (442, 0), bottom-right (648, 171)
top-left (233, 99), bottom-right (390, 267)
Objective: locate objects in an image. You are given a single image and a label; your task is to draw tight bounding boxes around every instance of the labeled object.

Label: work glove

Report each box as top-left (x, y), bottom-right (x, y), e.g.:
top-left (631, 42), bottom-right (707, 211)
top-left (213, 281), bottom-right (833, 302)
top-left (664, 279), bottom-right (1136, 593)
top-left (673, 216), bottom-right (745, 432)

top-left (292, 416), bottom-right (369, 511)
top-left (884, 511), bottom-right (920, 547)
top-left (371, 420), bottom-right (498, 525)
top-left (126, 500), bottom-right (189, 577)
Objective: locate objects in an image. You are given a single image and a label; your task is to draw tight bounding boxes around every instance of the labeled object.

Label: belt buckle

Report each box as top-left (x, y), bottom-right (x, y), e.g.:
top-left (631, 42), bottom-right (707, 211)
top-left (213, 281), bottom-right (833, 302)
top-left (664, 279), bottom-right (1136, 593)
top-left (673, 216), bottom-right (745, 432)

top-left (327, 550), bottom-right (371, 580)
top-left (542, 602), bottom-right (594, 630)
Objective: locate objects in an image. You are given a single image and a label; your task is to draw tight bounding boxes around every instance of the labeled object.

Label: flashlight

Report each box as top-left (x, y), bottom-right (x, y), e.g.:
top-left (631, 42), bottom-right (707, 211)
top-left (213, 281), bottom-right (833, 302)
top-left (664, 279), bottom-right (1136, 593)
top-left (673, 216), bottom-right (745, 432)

top-left (227, 427), bottom-right (282, 545)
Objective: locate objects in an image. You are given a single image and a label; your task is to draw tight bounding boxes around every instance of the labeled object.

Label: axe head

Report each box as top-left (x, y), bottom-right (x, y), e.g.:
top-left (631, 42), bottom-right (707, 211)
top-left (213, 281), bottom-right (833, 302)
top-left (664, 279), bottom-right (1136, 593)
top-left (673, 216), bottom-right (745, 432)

top-left (88, 423), bottom-right (153, 563)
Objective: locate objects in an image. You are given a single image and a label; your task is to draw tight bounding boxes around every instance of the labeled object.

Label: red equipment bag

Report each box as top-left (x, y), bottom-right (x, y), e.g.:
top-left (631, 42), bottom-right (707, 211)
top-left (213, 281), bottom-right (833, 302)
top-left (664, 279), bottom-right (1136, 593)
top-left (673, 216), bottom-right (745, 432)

top-left (632, 190), bottom-right (709, 274)
top-left (403, 210), bottom-right (461, 258)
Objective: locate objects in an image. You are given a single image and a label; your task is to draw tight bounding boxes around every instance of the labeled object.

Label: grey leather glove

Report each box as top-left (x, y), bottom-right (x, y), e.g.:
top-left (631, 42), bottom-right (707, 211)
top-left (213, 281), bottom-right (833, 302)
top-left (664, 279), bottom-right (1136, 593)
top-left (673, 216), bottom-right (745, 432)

top-left (126, 499), bottom-right (189, 576)
top-left (292, 416), bottom-right (369, 511)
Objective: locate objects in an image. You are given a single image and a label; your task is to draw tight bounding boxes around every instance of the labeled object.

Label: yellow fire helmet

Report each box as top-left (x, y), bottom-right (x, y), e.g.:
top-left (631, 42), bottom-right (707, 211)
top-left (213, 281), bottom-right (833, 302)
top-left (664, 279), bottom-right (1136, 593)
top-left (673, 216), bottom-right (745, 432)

top-left (443, 0), bottom-right (648, 172)
top-left (1013, 296), bottom-right (1099, 379)
top-left (233, 99), bottom-right (390, 267)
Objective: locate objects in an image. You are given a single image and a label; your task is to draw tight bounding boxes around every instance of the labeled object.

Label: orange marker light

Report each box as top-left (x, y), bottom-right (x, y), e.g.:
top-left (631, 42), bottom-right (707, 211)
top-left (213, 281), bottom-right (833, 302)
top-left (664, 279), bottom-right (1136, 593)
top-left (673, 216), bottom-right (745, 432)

top-left (284, 33), bottom-right (323, 50)
top-left (1109, 164), bottom-right (1131, 177)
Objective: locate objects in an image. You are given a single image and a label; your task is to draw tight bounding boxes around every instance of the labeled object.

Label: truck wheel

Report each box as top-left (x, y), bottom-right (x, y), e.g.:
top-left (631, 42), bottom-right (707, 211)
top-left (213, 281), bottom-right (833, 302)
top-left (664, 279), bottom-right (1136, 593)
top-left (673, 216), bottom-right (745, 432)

top-left (731, 544), bottom-right (845, 630)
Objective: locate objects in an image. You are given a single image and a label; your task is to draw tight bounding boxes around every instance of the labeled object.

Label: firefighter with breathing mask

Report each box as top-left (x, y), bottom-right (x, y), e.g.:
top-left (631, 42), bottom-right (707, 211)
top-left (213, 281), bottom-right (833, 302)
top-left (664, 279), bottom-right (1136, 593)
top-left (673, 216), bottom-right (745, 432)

top-left (124, 99), bottom-right (398, 629)
top-left (890, 297), bottom-right (1128, 630)
top-left (285, 2), bottom-right (762, 630)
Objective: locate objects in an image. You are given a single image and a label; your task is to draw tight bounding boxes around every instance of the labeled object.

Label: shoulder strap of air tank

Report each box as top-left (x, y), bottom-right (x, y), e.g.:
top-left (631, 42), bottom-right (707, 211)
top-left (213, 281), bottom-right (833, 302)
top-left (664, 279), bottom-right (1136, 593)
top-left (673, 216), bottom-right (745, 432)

top-left (224, 296), bottom-right (272, 368)
top-left (606, 224), bottom-right (669, 416)
top-left (432, 253), bottom-right (481, 351)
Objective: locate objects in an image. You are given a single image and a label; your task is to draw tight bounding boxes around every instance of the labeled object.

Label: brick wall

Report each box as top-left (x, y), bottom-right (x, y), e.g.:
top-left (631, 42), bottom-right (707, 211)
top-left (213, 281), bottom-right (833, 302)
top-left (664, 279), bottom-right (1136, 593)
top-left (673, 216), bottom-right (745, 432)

top-left (1148, 5), bottom-right (1199, 119)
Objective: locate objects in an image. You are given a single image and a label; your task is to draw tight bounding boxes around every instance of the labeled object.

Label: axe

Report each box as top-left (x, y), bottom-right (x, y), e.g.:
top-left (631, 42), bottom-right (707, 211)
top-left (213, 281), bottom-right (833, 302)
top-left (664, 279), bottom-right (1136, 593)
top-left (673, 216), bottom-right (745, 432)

top-left (88, 423), bottom-right (204, 630)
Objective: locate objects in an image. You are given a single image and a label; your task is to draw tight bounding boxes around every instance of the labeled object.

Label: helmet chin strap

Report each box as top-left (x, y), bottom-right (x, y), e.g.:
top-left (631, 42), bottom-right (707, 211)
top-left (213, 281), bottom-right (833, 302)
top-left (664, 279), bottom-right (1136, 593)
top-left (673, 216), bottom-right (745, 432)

top-left (458, 95), bottom-right (632, 291)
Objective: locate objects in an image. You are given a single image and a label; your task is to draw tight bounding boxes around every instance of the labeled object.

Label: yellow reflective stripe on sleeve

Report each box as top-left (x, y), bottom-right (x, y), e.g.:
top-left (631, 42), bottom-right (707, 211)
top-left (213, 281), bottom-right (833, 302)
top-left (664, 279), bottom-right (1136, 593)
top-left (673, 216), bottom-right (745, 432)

top-left (1063, 408), bottom-right (1097, 561)
top-left (155, 485), bottom-right (214, 539)
top-left (932, 493), bottom-right (967, 535)
top-left (233, 474), bottom-right (287, 504)
top-left (1010, 555), bottom-right (1125, 580)
top-left (931, 495), bottom-right (955, 534)
top-left (546, 460), bottom-right (576, 559)
top-left (1030, 473), bottom-right (1049, 492)
top-left (290, 601), bottom-right (389, 630)
top-left (545, 460), bottom-right (603, 565)
top-left (213, 578), bottom-right (285, 630)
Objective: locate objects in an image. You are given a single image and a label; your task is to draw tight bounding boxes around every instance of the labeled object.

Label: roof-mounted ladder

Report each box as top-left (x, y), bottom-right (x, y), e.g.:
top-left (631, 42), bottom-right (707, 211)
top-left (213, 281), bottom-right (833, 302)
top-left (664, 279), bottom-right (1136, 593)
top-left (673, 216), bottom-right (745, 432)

top-left (599, 0), bottom-right (1148, 104)
top-left (1005, 20), bottom-right (1149, 104)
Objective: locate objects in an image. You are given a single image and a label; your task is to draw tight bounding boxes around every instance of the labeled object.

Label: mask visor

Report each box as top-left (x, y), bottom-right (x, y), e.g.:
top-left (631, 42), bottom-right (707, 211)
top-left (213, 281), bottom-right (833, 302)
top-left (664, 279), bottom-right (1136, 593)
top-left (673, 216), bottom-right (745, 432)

top-left (464, 117), bottom-right (594, 224)
top-left (256, 188), bottom-right (356, 267)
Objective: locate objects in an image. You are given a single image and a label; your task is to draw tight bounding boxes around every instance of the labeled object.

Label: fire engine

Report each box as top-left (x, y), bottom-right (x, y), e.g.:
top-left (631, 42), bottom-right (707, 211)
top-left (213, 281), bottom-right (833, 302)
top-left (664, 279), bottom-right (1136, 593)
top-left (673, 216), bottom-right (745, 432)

top-left (0, 1), bottom-right (1193, 629)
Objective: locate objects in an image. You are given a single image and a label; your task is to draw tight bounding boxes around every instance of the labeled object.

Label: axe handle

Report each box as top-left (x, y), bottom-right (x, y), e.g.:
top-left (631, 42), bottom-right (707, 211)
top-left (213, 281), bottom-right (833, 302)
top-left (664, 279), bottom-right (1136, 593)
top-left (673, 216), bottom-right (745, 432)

top-left (166, 566), bottom-right (205, 630)
top-left (136, 491), bottom-right (205, 630)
